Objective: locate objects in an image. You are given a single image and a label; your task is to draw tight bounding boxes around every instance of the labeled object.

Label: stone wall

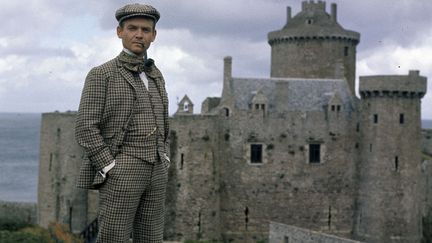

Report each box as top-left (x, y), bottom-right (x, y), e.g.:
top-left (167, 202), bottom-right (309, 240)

top-left (0, 201), bottom-right (37, 226)
top-left (167, 115), bottom-right (222, 241)
top-left (269, 39), bottom-right (357, 93)
top-left (355, 73), bottom-right (425, 242)
top-left (38, 112), bottom-right (91, 233)
top-left (269, 222), bottom-right (363, 243)
top-left (423, 129), bottom-right (432, 157)
top-left (217, 107), bottom-right (358, 242)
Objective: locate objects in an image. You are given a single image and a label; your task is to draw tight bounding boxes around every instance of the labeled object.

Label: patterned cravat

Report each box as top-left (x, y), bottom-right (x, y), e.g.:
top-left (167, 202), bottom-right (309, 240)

top-left (118, 51), bottom-right (154, 74)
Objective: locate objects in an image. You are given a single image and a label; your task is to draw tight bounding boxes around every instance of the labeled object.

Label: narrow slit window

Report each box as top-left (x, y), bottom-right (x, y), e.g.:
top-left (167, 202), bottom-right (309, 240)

top-left (344, 46), bottom-right (349, 56)
top-left (395, 156), bottom-right (399, 171)
top-left (399, 114), bottom-right (404, 124)
top-left (373, 114), bottom-right (378, 124)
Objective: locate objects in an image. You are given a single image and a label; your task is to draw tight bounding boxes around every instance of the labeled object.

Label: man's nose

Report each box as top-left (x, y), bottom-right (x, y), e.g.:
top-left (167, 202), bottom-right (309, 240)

top-left (135, 30), bottom-right (144, 38)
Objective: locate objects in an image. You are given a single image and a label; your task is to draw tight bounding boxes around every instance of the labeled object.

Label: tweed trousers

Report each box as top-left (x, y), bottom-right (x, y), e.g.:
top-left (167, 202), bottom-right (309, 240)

top-left (96, 152), bottom-right (168, 243)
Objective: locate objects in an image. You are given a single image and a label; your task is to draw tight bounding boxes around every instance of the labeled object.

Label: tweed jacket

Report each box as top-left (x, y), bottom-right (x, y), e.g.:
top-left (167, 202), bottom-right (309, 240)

top-left (75, 52), bottom-right (169, 189)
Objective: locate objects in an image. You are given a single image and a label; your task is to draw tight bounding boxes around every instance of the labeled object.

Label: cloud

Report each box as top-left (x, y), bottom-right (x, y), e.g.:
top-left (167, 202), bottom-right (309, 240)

top-left (357, 29), bottom-right (432, 118)
top-left (0, 0), bottom-right (430, 119)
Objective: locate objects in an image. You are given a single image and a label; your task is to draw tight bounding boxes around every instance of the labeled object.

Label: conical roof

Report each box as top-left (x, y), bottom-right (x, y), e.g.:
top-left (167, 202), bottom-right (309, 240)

top-left (268, 1), bottom-right (360, 44)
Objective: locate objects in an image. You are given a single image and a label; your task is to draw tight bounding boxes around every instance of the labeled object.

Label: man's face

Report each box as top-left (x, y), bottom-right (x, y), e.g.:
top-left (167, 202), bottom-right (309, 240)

top-left (117, 17), bottom-right (156, 57)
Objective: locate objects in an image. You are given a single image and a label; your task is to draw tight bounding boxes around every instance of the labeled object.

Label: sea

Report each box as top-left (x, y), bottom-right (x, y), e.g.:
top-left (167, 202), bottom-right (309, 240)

top-left (0, 112), bottom-right (431, 203)
top-left (0, 113), bottom-right (40, 202)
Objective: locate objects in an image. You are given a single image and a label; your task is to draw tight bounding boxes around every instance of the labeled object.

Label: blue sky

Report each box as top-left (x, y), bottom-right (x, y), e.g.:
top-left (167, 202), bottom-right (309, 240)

top-left (0, 0), bottom-right (431, 119)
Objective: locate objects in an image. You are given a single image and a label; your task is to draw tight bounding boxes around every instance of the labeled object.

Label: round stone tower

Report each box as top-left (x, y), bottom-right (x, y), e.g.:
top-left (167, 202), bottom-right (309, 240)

top-left (268, 1), bottom-right (360, 94)
top-left (355, 70), bottom-right (427, 243)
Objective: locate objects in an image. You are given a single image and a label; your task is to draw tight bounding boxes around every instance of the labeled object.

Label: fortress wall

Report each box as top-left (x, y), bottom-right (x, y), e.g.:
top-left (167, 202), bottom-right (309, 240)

top-left (37, 112), bottom-right (88, 233)
top-left (168, 115), bottom-right (223, 241)
top-left (218, 109), bottom-right (359, 241)
top-left (270, 39), bottom-right (357, 92)
top-left (356, 74), bottom-right (425, 242)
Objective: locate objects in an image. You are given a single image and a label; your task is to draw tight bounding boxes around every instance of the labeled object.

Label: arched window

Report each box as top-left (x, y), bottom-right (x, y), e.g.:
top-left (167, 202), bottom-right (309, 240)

top-left (222, 107), bottom-right (230, 117)
top-left (183, 101), bottom-right (189, 111)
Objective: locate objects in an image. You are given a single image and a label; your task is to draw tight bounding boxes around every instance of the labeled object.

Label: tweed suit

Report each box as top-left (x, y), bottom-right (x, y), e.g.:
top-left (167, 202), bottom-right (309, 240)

top-left (75, 51), bottom-right (169, 242)
top-left (76, 51), bottom-right (169, 189)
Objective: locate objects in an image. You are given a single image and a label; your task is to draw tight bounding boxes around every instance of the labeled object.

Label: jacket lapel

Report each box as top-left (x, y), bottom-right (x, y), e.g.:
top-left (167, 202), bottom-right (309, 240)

top-left (117, 58), bottom-right (139, 93)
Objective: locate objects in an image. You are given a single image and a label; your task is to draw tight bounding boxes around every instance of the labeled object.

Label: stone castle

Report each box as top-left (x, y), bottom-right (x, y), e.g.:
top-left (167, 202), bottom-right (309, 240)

top-left (37, 1), bottom-right (432, 242)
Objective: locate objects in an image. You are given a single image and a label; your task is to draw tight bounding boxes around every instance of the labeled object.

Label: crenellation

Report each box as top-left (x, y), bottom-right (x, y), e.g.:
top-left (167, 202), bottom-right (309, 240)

top-left (360, 72), bottom-right (427, 95)
top-left (302, 0), bottom-right (326, 12)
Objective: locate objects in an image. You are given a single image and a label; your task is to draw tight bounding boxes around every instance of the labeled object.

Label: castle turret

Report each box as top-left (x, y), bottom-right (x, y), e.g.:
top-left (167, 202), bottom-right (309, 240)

top-left (355, 71), bottom-right (427, 242)
top-left (268, 1), bottom-right (360, 94)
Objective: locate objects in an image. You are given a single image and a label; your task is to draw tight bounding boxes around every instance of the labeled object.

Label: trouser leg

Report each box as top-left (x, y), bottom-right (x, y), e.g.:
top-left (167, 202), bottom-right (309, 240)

top-left (96, 153), bottom-right (152, 243)
top-left (133, 160), bottom-right (168, 243)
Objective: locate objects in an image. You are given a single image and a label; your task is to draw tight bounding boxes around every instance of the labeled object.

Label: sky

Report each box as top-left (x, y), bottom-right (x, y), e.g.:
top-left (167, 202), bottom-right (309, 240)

top-left (0, 0), bottom-right (431, 119)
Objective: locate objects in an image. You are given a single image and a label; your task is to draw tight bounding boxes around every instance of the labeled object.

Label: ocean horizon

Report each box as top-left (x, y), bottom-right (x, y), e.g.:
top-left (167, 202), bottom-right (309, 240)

top-left (0, 112), bottom-right (431, 203)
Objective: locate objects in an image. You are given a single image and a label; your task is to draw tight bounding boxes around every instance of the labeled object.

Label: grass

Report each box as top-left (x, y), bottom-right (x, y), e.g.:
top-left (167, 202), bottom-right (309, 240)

top-left (0, 222), bottom-right (82, 243)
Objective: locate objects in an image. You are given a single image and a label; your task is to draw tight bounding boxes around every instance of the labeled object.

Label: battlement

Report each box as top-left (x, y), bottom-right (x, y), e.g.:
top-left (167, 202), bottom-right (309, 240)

top-left (359, 70), bottom-right (427, 98)
top-left (302, 0), bottom-right (326, 12)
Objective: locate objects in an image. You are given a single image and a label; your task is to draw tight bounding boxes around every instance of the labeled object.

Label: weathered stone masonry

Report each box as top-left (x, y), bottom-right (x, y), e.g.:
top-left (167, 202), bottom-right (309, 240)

top-left (37, 1), bottom-right (431, 242)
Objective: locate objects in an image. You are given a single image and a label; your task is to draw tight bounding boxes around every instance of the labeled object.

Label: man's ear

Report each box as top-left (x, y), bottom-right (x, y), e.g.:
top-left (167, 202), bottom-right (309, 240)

top-left (117, 26), bottom-right (122, 38)
top-left (151, 29), bottom-right (157, 42)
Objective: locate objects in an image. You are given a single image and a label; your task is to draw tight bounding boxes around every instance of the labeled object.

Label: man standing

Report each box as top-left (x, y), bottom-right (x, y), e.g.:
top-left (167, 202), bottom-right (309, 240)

top-left (75, 4), bottom-right (169, 242)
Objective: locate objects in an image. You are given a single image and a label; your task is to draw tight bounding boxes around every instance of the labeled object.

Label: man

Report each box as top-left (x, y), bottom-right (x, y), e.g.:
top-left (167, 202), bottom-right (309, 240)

top-left (75, 4), bottom-right (169, 243)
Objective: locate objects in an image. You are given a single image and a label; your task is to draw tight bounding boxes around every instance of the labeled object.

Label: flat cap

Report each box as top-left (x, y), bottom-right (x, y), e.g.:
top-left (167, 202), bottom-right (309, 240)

top-left (115, 4), bottom-right (160, 24)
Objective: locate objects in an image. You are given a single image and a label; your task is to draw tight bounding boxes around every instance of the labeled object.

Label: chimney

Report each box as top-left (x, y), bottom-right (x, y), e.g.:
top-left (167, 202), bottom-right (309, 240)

top-left (222, 56), bottom-right (233, 99)
top-left (331, 3), bottom-right (337, 22)
top-left (286, 6), bottom-right (292, 24)
top-left (224, 56), bottom-right (232, 81)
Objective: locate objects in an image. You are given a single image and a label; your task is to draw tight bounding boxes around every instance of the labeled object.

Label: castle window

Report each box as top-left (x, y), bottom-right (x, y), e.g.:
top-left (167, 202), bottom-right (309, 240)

top-left (309, 144), bottom-right (321, 163)
top-left (223, 107), bottom-right (230, 117)
top-left (284, 236), bottom-right (290, 243)
top-left (255, 104), bottom-right (260, 110)
top-left (373, 114), bottom-right (378, 123)
top-left (183, 101), bottom-right (189, 111)
top-left (244, 206), bottom-right (249, 230)
top-left (180, 153), bottom-right (184, 170)
top-left (337, 105), bottom-right (341, 112)
top-left (261, 104), bottom-right (265, 110)
top-left (331, 105), bottom-right (335, 111)
top-left (344, 46), bottom-right (349, 56)
top-left (395, 156), bottom-right (399, 171)
top-left (356, 123), bottom-right (360, 132)
top-left (250, 144), bottom-right (263, 163)
top-left (399, 114), bottom-right (404, 124)
top-left (307, 19), bottom-right (313, 25)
